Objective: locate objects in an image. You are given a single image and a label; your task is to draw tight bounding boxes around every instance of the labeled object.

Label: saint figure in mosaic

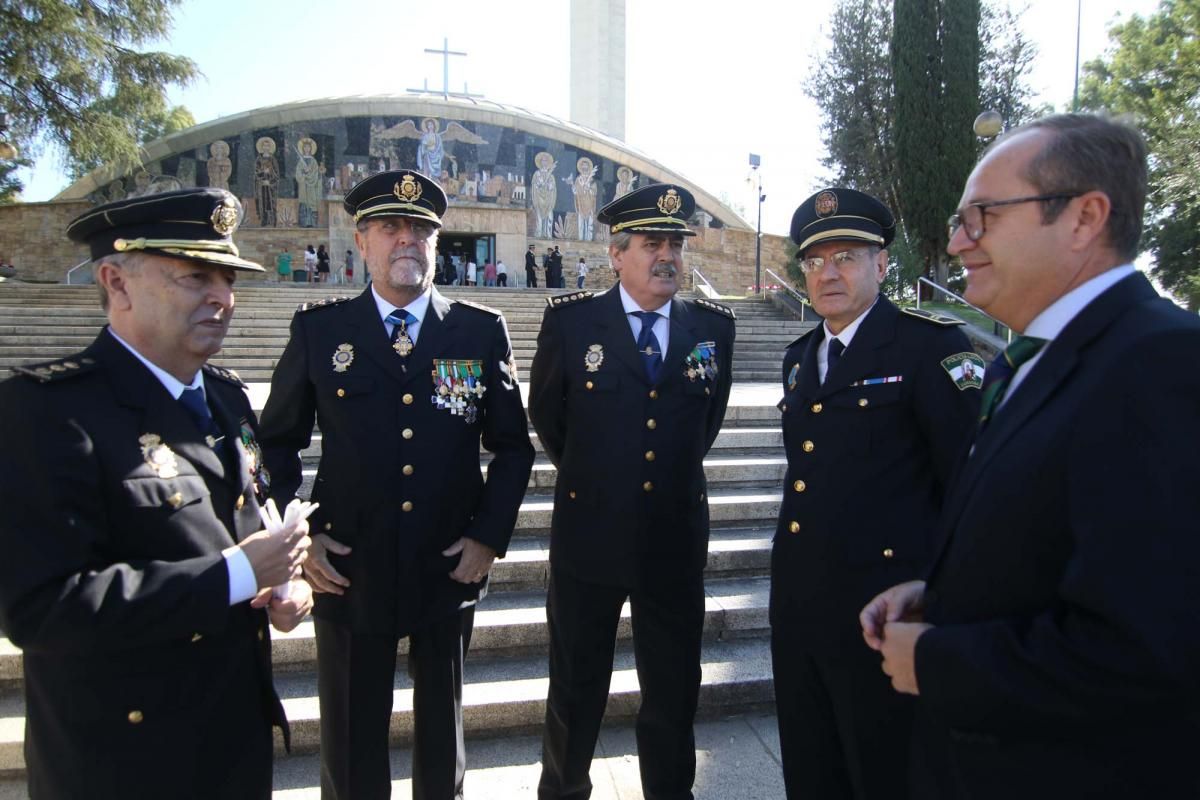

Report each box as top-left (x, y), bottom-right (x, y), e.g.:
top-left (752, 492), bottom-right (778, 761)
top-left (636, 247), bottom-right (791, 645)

top-left (254, 137), bottom-right (279, 227)
top-left (295, 137), bottom-right (323, 228)
top-left (531, 151), bottom-right (557, 239)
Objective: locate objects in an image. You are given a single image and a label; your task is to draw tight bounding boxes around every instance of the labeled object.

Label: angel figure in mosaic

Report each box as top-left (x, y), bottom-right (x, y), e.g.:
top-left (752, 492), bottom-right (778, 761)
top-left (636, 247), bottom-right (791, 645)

top-left (373, 117), bottom-right (488, 181)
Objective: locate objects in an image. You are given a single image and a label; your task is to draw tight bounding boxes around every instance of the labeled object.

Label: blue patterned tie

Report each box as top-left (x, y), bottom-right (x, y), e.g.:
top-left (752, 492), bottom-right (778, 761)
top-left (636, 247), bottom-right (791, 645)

top-left (179, 387), bottom-right (224, 452)
top-left (631, 310), bottom-right (663, 384)
top-left (977, 335), bottom-right (1048, 429)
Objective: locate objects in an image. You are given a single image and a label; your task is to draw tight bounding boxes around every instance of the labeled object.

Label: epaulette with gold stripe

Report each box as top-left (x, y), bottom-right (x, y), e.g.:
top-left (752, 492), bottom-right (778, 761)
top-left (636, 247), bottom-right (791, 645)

top-left (203, 363), bottom-right (246, 388)
top-left (298, 296), bottom-right (353, 313)
top-left (694, 298), bottom-right (736, 320)
top-left (901, 307), bottom-right (965, 327)
top-left (454, 298), bottom-right (501, 316)
top-left (11, 355), bottom-right (98, 383)
top-left (546, 291), bottom-right (595, 308)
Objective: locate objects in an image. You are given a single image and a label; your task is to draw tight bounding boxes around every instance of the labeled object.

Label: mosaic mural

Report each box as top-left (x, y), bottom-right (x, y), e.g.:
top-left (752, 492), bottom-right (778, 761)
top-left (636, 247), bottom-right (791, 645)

top-left (89, 116), bottom-right (719, 239)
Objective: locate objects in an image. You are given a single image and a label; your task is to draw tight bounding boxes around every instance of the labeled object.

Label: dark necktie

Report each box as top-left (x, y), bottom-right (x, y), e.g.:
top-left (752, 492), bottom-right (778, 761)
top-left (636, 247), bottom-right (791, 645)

top-left (978, 335), bottom-right (1048, 429)
top-left (826, 337), bottom-right (845, 382)
top-left (386, 310), bottom-right (419, 363)
top-left (631, 310), bottom-right (663, 384)
top-left (179, 386), bottom-right (225, 453)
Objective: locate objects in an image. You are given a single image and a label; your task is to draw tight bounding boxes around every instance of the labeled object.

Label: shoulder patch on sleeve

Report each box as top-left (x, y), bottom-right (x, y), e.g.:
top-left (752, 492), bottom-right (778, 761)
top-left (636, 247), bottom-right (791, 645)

top-left (694, 298), bottom-right (736, 320)
top-left (940, 351), bottom-right (986, 391)
top-left (901, 307), bottom-right (966, 326)
top-left (546, 291), bottom-right (595, 309)
top-left (298, 296), bottom-right (353, 313)
top-left (454, 298), bottom-right (501, 316)
top-left (202, 363), bottom-right (247, 388)
top-left (11, 355), bottom-right (98, 383)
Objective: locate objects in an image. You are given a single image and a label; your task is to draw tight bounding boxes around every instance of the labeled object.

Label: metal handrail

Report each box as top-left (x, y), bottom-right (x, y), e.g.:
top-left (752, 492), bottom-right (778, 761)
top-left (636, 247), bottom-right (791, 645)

top-left (691, 268), bottom-right (718, 298)
top-left (915, 276), bottom-right (1011, 342)
top-left (65, 259), bottom-right (91, 285)
top-left (764, 268), bottom-right (811, 322)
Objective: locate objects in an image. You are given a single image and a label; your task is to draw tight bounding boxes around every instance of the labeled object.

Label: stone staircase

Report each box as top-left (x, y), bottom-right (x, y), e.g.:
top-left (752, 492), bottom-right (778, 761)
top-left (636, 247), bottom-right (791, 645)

top-left (0, 281), bottom-right (815, 795)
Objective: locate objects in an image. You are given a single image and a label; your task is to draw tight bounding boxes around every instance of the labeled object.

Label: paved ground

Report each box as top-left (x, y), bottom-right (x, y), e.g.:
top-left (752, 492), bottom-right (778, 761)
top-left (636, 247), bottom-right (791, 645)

top-left (0, 713), bottom-right (784, 799)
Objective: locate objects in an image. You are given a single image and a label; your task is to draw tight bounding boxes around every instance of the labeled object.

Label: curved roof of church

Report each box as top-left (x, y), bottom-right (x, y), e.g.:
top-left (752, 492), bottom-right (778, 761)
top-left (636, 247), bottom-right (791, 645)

top-left (55, 94), bottom-right (751, 231)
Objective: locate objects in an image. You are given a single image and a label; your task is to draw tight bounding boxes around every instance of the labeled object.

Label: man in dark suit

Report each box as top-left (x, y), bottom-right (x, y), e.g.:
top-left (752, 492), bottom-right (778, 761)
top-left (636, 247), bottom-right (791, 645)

top-left (0, 188), bottom-right (313, 799)
top-left (526, 245), bottom-right (539, 288)
top-left (862, 114), bottom-right (1200, 799)
top-left (530, 184), bottom-right (736, 800)
top-left (258, 170), bottom-right (534, 800)
top-left (771, 188), bottom-right (981, 800)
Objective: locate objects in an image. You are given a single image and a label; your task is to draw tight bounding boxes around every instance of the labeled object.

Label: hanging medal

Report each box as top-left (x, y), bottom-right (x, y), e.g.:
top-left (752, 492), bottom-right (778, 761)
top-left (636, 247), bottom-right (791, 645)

top-left (392, 318), bottom-right (414, 357)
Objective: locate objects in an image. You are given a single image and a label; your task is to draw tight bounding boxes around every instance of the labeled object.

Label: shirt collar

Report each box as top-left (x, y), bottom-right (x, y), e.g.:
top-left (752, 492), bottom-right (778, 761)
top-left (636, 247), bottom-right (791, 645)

top-left (373, 285), bottom-right (432, 324)
top-left (1024, 264), bottom-right (1136, 340)
top-left (618, 283), bottom-right (672, 319)
top-left (106, 327), bottom-right (203, 400)
top-left (823, 296), bottom-right (878, 348)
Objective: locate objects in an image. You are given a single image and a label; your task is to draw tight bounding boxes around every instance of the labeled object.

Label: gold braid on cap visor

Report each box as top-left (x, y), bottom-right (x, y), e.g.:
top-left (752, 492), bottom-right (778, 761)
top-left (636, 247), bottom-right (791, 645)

top-left (113, 238), bottom-right (240, 255)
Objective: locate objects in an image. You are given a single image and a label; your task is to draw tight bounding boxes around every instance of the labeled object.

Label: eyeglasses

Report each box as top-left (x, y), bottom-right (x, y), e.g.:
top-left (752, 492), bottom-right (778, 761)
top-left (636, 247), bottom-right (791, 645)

top-left (947, 193), bottom-right (1080, 242)
top-left (799, 247), bottom-right (872, 275)
top-left (376, 218), bottom-right (436, 240)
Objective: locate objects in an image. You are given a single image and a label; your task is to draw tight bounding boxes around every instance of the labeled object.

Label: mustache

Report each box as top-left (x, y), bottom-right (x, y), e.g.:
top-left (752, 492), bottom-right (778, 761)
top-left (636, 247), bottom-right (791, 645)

top-left (390, 247), bottom-right (427, 264)
top-left (651, 263), bottom-right (677, 278)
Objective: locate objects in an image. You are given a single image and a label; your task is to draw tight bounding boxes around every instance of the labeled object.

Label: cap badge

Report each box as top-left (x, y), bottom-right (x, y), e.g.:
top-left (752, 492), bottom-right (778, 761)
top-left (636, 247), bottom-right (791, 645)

top-left (657, 189), bottom-right (683, 216)
top-left (211, 197), bottom-right (240, 236)
top-left (394, 174), bottom-right (423, 203)
top-left (815, 191), bottom-right (838, 217)
top-left (331, 343), bottom-right (355, 373)
top-left (584, 344), bottom-right (605, 372)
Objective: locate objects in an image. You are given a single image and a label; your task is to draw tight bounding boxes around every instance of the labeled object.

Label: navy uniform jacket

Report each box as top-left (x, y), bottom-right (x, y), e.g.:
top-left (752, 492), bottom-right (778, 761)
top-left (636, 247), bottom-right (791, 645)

top-left (0, 329), bottom-right (285, 799)
top-left (771, 297), bottom-right (980, 640)
top-left (914, 273), bottom-right (1200, 799)
top-left (528, 287), bottom-right (735, 586)
top-left (258, 288), bottom-right (534, 637)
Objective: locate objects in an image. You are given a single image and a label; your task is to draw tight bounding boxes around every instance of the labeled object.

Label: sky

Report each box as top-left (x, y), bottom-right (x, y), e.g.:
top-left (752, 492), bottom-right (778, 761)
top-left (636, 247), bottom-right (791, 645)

top-left (16, 0), bottom-right (1162, 236)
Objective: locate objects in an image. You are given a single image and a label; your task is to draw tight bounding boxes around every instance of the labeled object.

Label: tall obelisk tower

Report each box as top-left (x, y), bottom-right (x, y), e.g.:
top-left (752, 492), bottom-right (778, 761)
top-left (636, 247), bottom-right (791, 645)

top-left (570, 0), bottom-right (626, 141)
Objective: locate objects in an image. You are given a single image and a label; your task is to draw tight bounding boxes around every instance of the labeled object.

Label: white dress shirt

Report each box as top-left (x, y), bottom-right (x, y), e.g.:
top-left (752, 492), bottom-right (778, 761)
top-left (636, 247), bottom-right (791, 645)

top-left (619, 284), bottom-right (671, 357)
top-left (373, 285), bottom-right (432, 345)
top-left (817, 298), bottom-right (878, 384)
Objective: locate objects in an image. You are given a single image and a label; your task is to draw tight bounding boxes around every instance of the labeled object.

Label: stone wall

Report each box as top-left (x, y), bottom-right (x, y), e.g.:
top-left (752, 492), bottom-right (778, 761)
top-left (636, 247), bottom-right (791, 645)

top-left (0, 200), bottom-right (92, 282)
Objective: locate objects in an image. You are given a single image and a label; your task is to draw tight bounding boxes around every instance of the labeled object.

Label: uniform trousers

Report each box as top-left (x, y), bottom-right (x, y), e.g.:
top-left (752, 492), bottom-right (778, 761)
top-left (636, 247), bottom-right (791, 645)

top-left (538, 567), bottom-right (704, 800)
top-left (771, 620), bottom-right (913, 800)
top-left (315, 609), bottom-right (474, 800)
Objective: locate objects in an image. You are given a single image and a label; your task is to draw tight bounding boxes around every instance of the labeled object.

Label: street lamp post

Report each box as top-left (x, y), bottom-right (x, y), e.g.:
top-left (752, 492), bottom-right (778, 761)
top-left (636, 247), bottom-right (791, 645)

top-left (749, 153), bottom-right (764, 295)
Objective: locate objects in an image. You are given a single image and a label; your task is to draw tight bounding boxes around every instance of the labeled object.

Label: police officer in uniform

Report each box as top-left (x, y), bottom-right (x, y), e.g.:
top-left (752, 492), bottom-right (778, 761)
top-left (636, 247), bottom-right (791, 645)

top-left (258, 170), bottom-right (534, 799)
top-left (529, 184), bottom-right (736, 800)
top-left (0, 188), bottom-right (313, 799)
top-left (771, 188), bottom-right (981, 799)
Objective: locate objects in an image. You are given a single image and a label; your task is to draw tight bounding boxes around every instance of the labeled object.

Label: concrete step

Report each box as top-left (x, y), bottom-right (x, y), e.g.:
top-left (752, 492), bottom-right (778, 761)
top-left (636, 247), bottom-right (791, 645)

top-left (0, 532), bottom-right (775, 683)
top-left (0, 577), bottom-right (775, 772)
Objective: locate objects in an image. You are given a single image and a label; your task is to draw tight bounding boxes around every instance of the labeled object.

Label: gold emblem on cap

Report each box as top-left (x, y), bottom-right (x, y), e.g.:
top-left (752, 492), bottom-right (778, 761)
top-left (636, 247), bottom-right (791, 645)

top-left (584, 344), bottom-right (604, 372)
top-left (394, 174), bottom-right (423, 203)
top-left (211, 197), bottom-right (239, 235)
top-left (815, 191), bottom-right (838, 217)
top-left (657, 188), bottom-right (683, 216)
top-left (332, 343), bottom-right (355, 373)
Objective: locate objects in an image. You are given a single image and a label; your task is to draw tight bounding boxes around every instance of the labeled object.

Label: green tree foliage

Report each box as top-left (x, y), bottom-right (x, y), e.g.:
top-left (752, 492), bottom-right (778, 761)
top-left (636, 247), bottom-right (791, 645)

top-left (810, 0), bottom-right (1036, 299)
top-left (893, 0), bottom-right (981, 290)
top-left (1080, 0), bottom-right (1200, 310)
top-left (0, 0), bottom-right (198, 189)
top-left (0, 158), bottom-right (28, 204)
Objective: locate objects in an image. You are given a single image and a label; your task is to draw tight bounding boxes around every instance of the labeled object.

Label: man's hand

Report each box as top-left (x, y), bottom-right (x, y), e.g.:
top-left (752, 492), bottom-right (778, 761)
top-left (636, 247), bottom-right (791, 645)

top-left (880, 621), bottom-right (932, 695)
top-left (303, 533), bottom-right (352, 595)
top-left (860, 580), bottom-right (927, 651)
top-left (444, 537), bottom-right (497, 584)
top-left (257, 580), bottom-right (314, 633)
top-left (238, 520), bottom-right (310, 589)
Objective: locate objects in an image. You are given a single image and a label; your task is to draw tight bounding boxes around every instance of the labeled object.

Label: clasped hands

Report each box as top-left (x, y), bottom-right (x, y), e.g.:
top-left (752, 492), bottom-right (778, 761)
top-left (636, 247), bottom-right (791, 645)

top-left (859, 579), bottom-right (933, 696)
top-left (301, 533), bottom-right (497, 595)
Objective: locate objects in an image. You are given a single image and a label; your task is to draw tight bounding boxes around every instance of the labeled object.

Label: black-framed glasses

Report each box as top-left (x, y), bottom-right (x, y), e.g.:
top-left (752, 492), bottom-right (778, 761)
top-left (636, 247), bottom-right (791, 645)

top-left (947, 193), bottom-right (1080, 242)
